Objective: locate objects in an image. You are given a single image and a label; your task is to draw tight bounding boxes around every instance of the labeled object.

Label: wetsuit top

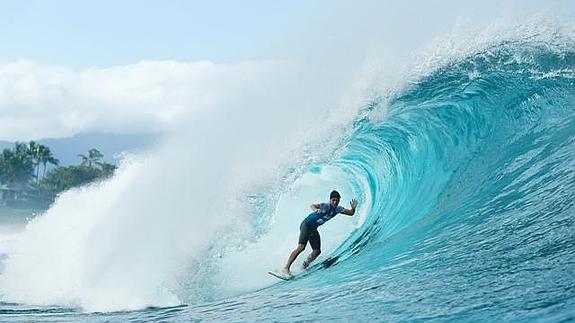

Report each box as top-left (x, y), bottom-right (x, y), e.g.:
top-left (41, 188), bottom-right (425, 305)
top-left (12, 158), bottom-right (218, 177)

top-left (304, 202), bottom-right (345, 227)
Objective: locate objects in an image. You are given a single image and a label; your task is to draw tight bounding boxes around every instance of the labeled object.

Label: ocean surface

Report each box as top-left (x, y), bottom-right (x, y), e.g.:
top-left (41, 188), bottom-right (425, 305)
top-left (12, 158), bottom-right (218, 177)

top-left (0, 36), bottom-right (574, 322)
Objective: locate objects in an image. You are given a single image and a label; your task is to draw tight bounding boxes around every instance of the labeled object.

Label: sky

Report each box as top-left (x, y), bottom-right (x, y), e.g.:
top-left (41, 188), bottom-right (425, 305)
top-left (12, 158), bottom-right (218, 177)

top-left (0, 0), bottom-right (574, 141)
top-left (0, 0), bottom-right (320, 66)
top-left (0, 0), bottom-right (571, 67)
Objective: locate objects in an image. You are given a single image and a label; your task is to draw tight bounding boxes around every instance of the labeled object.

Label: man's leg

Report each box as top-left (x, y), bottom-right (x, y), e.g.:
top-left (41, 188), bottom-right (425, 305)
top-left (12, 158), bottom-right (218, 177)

top-left (284, 222), bottom-right (312, 276)
top-left (303, 249), bottom-right (321, 269)
top-left (283, 244), bottom-right (305, 276)
top-left (303, 230), bottom-right (321, 269)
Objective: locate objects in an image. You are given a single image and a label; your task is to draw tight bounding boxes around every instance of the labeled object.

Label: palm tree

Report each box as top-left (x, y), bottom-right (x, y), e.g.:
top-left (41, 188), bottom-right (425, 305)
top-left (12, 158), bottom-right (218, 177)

top-left (78, 148), bottom-right (104, 168)
top-left (0, 145), bottom-right (35, 185)
top-left (26, 141), bottom-right (41, 181)
top-left (37, 145), bottom-right (59, 179)
top-left (21, 141), bottom-right (58, 182)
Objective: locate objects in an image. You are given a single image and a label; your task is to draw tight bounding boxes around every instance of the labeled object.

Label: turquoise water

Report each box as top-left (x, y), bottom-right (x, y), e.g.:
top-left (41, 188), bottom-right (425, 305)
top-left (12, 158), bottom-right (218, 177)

top-left (1, 39), bottom-right (574, 321)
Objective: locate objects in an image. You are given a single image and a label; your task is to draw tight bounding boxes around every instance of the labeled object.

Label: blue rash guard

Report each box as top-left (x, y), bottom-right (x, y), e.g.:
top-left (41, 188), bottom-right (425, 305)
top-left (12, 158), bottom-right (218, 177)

top-left (304, 202), bottom-right (345, 227)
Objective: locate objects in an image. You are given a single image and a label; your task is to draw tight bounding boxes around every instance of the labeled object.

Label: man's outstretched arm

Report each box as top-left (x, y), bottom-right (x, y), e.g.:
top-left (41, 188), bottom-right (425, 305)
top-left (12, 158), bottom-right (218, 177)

top-left (341, 199), bottom-right (358, 216)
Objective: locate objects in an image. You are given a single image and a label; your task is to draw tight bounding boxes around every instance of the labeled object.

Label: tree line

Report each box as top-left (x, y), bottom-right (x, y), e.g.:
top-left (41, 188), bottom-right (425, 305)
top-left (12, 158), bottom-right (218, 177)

top-left (0, 141), bottom-right (117, 207)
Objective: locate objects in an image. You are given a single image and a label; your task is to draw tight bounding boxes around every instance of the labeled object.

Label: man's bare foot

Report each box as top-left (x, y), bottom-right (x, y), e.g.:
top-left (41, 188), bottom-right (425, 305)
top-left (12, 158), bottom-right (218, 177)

top-left (281, 268), bottom-right (293, 278)
top-left (301, 260), bottom-right (310, 270)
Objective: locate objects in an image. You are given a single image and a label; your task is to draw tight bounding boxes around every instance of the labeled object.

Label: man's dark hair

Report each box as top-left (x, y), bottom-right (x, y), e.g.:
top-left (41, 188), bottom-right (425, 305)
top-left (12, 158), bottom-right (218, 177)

top-left (330, 190), bottom-right (341, 199)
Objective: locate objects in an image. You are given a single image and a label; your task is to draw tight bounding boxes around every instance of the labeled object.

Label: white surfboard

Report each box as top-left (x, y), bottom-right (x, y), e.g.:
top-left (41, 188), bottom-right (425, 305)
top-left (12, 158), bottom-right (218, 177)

top-left (267, 270), bottom-right (293, 281)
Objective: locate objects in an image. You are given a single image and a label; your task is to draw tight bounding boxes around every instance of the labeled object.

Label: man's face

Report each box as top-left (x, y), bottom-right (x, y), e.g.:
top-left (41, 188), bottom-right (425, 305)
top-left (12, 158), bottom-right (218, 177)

top-left (330, 197), bottom-right (340, 207)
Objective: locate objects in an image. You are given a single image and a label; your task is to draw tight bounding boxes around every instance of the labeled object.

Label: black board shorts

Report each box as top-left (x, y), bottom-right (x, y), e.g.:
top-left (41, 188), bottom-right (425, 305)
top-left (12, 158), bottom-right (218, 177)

top-left (298, 221), bottom-right (321, 250)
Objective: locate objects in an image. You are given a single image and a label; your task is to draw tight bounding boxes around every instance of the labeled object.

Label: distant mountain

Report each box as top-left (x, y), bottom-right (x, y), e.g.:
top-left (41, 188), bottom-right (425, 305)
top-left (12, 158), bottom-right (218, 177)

top-left (0, 132), bottom-right (160, 166)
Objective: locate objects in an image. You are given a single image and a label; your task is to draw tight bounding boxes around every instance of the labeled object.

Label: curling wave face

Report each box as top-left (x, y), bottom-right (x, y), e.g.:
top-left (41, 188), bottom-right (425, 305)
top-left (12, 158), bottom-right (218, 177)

top-left (179, 39), bottom-right (575, 321)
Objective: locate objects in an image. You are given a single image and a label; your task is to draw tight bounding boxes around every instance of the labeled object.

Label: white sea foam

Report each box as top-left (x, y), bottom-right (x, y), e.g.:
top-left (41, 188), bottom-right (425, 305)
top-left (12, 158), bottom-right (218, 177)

top-left (0, 59), bottom-right (363, 312)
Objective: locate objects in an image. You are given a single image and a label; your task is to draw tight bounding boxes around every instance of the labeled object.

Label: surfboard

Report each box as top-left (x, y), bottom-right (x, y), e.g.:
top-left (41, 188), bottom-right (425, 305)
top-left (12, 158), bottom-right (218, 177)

top-left (267, 271), bottom-right (293, 281)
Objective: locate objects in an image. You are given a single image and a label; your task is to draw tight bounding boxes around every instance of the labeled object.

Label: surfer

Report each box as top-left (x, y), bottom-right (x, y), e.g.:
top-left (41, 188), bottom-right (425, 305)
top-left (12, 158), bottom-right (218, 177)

top-left (282, 190), bottom-right (357, 278)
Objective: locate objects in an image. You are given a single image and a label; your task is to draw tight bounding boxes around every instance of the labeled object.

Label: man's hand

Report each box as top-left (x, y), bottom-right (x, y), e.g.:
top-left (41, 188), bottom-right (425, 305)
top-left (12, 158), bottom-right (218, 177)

top-left (341, 199), bottom-right (358, 216)
top-left (350, 199), bottom-right (358, 210)
top-left (311, 203), bottom-right (326, 213)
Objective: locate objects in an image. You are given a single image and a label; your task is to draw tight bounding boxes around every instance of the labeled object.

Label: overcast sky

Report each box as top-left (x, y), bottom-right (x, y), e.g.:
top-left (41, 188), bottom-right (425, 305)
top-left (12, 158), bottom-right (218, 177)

top-left (0, 0), bottom-right (573, 141)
